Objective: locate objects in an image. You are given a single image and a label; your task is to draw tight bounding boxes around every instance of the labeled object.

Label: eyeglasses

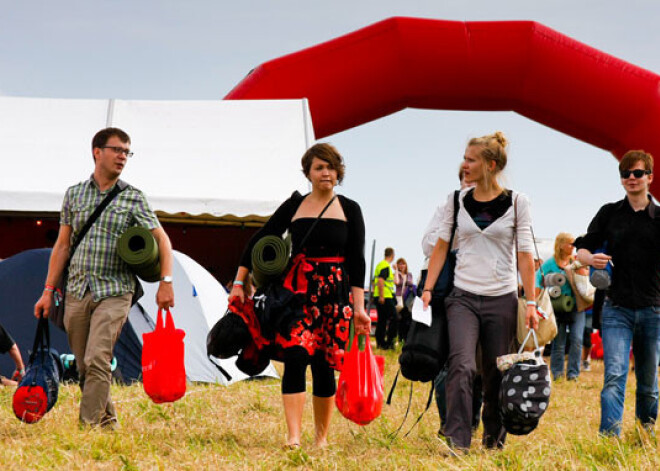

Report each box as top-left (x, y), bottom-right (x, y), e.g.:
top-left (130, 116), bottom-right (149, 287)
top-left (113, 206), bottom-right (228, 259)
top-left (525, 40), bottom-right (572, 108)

top-left (619, 169), bottom-right (651, 179)
top-left (101, 146), bottom-right (134, 158)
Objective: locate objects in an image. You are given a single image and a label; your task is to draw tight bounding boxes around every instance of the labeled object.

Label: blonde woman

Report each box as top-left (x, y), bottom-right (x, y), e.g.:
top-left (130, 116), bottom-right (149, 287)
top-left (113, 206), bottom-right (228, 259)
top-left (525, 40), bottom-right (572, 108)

top-left (422, 132), bottom-right (537, 451)
top-left (536, 233), bottom-right (583, 381)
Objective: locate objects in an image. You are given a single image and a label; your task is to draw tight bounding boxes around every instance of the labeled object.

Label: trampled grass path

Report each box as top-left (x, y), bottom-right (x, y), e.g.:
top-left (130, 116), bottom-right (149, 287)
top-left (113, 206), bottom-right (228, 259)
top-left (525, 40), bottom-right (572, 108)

top-left (1, 347), bottom-right (659, 470)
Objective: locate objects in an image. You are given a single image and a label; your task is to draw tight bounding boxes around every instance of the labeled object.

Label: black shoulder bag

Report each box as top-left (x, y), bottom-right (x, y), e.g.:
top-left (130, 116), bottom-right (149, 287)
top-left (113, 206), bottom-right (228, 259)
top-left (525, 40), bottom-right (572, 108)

top-left (49, 184), bottom-right (126, 330)
top-left (386, 190), bottom-right (459, 440)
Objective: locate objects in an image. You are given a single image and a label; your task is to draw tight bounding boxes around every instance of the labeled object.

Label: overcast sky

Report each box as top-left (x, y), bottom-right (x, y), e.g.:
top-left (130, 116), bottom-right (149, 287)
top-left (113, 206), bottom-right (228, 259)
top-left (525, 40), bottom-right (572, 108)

top-left (1, 1), bottom-right (658, 275)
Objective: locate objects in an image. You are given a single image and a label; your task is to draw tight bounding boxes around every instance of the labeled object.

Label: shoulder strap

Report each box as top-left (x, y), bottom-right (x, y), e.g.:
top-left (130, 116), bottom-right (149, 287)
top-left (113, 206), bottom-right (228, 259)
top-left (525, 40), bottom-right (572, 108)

top-left (447, 190), bottom-right (460, 249)
top-left (69, 183), bottom-right (126, 259)
top-left (297, 196), bottom-right (337, 250)
top-left (514, 193), bottom-right (545, 285)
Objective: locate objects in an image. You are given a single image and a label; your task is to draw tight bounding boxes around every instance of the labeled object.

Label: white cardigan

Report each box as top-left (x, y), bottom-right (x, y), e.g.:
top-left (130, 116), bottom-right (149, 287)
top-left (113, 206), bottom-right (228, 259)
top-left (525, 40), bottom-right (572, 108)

top-left (436, 189), bottom-right (534, 297)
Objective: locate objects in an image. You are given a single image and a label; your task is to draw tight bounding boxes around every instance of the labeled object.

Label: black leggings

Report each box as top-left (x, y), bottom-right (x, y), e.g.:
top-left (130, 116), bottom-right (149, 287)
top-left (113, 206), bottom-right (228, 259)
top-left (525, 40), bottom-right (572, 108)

top-left (281, 348), bottom-right (336, 397)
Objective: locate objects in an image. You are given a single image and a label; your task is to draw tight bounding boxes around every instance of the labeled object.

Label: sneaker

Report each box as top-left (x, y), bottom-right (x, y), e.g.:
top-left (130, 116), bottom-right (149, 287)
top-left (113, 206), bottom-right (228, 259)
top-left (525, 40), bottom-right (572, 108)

top-left (582, 360), bottom-right (591, 372)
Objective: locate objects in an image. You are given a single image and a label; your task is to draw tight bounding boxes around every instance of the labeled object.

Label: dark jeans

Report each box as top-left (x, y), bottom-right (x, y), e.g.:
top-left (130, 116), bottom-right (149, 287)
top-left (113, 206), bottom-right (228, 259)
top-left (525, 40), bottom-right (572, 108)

top-left (435, 367), bottom-right (482, 433)
top-left (375, 298), bottom-right (397, 349)
top-left (444, 287), bottom-right (517, 449)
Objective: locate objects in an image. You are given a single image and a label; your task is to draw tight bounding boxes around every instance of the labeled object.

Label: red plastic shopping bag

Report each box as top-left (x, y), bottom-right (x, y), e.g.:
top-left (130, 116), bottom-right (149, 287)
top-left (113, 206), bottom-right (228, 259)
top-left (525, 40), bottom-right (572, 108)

top-left (335, 334), bottom-right (384, 425)
top-left (142, 309), bottom-right (186, 403)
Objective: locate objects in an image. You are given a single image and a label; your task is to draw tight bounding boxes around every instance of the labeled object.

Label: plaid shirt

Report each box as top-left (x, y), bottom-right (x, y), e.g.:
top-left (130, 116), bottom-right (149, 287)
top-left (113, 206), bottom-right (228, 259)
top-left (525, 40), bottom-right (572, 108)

top-left (61, 176), bottom-right (160, 301)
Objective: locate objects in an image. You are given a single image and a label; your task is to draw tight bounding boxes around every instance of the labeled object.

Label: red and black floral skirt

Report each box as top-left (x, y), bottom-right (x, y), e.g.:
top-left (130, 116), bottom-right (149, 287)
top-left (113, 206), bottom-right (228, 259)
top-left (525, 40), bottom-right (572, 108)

top-left (275, 258), bottom-right (353, 370)
top-left (231, 257), bottom-right (354, 371)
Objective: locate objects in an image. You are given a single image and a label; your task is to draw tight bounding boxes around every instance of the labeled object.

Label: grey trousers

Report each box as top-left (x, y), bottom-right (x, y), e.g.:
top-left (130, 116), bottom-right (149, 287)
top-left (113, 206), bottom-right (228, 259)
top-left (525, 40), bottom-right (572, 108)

top-left (64, 291), bottom-right (131, 426)
top-left (444, 287), bottom-right (517, 449)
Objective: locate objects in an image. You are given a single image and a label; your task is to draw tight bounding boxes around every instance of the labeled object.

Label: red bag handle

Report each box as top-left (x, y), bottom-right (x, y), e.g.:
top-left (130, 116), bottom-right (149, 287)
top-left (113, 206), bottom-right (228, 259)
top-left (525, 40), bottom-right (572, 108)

top-left (156, 309), bottom-right (176, 331)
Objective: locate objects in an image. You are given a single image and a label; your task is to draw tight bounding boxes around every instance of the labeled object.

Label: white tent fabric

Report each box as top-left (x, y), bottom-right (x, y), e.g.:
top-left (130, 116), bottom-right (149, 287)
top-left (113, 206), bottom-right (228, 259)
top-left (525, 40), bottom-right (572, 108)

top-left (0, 96), bottom-right (312, 221)
top-left (133, 250), bottom-right (278, 384)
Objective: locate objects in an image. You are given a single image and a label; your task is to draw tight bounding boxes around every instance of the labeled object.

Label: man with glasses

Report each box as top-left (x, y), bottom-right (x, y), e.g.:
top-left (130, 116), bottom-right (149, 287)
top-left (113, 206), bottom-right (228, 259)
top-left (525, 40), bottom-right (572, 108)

top-left (576, 150), bottom-right (660, 437)
top-left (34, 127), bottom-right (175, 428)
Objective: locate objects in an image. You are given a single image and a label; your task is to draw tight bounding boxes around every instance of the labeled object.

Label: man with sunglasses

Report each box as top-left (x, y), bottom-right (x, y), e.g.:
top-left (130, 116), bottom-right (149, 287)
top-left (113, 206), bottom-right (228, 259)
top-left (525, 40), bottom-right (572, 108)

top-left (576, 150), bottom-right (659, 437)
top-left (34, 127), bottom-right (175, 428)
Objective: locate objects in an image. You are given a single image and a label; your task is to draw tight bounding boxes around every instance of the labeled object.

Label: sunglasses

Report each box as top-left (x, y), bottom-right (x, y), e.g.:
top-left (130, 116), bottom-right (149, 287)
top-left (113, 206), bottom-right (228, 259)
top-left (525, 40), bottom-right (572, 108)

top-left (619, 169), bottom-right (651, 179)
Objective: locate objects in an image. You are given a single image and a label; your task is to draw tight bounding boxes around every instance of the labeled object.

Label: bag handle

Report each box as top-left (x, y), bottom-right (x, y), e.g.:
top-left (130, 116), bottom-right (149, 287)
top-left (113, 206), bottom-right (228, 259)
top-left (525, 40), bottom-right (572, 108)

top-left (517, 328), bottom-right (540, 355)
top-left (30, 316), bottom-right (51, 363)
top-left (156, 308), bottom-right (176, 331)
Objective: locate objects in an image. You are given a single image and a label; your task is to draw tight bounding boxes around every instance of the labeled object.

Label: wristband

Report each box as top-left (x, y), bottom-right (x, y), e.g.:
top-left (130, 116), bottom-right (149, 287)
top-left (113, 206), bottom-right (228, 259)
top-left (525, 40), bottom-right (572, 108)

top-left (423, 289), bottom-right (432, 293)
top-left (44, 286), bottom-right (55, 292)
top-left (526, 300), bottom-right (537, 306)
top-left (233, 280), bottom-right (244, 287)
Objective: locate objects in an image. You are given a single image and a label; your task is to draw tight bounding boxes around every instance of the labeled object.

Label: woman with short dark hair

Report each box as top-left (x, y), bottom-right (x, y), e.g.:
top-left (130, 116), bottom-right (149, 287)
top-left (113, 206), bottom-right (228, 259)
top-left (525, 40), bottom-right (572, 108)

top-left (230, 142), bottom-right (369, 448)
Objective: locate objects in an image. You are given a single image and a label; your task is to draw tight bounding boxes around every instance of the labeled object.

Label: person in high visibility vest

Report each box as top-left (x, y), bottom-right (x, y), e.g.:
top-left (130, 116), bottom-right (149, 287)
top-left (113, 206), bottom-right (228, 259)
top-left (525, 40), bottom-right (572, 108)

top-left (374, 247), bottom-right (397, 349)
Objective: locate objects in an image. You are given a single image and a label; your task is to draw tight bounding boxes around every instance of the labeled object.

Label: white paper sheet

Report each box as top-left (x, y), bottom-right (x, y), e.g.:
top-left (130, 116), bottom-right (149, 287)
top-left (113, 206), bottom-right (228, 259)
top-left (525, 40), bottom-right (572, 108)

top-left (411, 297), bottom-right (432, 326)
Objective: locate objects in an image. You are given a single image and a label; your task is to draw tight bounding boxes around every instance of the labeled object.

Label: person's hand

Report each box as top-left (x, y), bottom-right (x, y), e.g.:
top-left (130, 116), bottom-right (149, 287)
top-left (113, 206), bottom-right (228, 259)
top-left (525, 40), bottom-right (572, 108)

top-left (378, 295), bottom-right (384, 305)
top-left (156, 282), bottom-right (175, 310)
top-left (34, 292), bottom-right (52, 319)
top-left (591, 253), bottom-right (611, 270)
top-left (421, 290), bottom-right (431, 310)
top-left (526, 305), bottom-right (539, 330)
top-left (353, 307), bottom-right (371, 335)
top-left (11, 368), bottom-right (25, 382)
top-left (229, 284), bottom-right (245, 303)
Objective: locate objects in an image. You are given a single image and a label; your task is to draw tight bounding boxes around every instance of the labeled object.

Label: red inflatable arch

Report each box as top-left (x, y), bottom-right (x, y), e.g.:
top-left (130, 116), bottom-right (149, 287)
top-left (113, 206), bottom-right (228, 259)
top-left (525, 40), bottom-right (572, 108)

top-left (225, 17), bottom-right (660, 197)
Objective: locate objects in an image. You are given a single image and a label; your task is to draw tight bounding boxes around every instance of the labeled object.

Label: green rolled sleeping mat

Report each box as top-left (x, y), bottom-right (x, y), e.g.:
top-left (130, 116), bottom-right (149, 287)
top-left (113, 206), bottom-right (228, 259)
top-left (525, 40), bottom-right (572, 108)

top-left (117, 226), bottom-right (161, 282)
top-left (551, 294), bottom-right (575, 314)
top-left (251, 234), bottom-right (291, 288)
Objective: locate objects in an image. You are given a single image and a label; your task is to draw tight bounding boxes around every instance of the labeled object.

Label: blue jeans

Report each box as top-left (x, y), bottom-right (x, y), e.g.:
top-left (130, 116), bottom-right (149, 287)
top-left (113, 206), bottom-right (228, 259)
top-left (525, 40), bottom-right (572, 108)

top-left (600, 302), bottom-right (660, 436)
top-left (550, 311), bottom-right (586, 379)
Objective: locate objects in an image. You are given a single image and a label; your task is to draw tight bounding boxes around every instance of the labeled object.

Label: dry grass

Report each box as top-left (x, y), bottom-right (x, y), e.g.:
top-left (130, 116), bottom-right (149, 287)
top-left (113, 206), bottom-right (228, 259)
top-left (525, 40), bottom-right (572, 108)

top-left (1, 346), bottom-right (659, 470)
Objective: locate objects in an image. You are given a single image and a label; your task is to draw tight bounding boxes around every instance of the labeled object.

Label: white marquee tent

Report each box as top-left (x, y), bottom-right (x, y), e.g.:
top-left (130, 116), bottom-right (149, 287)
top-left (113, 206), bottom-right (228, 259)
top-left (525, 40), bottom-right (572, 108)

top-left (0, 96), bottom-right (313, 222)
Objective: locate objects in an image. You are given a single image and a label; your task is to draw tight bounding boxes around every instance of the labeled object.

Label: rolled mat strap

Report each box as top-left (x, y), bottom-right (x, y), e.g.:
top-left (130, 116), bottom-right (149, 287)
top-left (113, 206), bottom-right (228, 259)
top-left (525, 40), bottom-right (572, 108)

top-left (117, 226), bottom-right (161, 282)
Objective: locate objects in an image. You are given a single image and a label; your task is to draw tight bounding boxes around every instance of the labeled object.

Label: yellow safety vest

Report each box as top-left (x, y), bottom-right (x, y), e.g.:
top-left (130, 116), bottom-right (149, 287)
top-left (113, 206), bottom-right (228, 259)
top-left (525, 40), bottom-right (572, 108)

top-left (373, 259), bottom-right (395, 298)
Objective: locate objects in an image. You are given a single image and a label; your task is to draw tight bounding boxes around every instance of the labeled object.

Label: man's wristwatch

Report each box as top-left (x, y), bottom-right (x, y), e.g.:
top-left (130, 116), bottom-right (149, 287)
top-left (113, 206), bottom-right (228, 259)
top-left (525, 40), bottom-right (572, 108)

top-left (160, 275), bottom-right (173, 283)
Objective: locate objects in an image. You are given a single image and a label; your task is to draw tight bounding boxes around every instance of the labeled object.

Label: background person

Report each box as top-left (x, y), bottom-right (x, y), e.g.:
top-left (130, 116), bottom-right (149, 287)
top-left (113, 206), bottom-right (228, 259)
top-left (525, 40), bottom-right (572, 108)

top-left (34, 127), bottom-right (175, 428)
top-left (537, 233), bottom-right (584, 381)
top-left (229, 143), bottom-right (369, 448)
top-left (373, 247), bottom-right (397, 350)
top-left (576, 150), bottom-right (660, 437)
top-left (0, 323), bottom-right (25, 386)
top-left (422, 131), bottom-right (537, 451)
top-left (394, 257), bottom-right (414, 342)
top-left (565, 253), bottom-right (596, 372)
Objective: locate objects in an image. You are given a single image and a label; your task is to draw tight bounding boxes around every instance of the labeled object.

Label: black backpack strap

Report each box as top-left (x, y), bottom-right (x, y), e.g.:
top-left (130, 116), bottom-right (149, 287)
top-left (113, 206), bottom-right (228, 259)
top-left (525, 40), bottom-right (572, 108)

top-left (403, 381), bottom-right (436, 438)
top-left (386, 368), bottom-right (400, 405)
top-left (388, 380), bottom-right (414, 442)
top-left (207, 355), bottom-right (233, 382)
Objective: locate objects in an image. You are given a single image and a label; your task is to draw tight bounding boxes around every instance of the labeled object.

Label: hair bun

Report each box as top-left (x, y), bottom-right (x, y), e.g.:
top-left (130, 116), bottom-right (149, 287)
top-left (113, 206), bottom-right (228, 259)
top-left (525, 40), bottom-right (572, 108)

top-left (492, 131), bottom-right (508, 148)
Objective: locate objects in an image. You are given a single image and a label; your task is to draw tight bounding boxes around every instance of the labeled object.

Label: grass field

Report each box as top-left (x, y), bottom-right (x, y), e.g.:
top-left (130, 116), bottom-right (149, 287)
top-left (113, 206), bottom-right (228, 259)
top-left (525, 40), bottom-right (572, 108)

top-left (1, 347), bottom-right (659, 470)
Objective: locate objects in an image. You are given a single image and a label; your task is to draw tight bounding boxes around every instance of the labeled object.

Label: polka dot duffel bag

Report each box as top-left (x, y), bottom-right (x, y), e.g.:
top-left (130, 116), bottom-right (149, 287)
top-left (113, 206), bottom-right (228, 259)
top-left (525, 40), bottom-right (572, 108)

top-left (498, 329), bottom-right (551, 436)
